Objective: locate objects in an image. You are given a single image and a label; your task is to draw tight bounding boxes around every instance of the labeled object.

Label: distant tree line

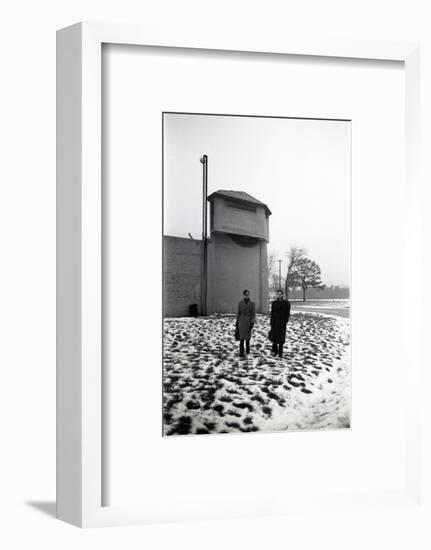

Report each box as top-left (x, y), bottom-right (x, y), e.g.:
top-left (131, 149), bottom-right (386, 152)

top-left (287, 285), bottom-right (350, 300)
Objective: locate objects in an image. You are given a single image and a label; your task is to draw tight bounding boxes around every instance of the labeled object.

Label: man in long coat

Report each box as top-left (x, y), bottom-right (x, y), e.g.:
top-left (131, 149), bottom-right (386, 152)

top-left (236, 289), bottom-right (256, 358)
top-left (270, 289), bottom-right (291, 358)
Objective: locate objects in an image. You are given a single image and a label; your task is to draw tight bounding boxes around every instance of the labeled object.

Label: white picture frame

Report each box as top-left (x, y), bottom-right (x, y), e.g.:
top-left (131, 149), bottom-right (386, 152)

top-left (56, 21), bottom-right (422, 528)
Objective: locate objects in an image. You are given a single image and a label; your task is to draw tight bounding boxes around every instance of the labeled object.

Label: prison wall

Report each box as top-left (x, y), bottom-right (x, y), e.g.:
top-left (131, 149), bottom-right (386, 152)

top-left (207, 233), bottom-right (269, 315)
top-left (163, 236), bottom-right (202, 317)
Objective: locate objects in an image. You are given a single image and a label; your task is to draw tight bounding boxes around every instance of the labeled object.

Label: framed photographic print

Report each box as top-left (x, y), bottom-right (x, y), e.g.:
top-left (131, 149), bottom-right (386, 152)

top-left (57, 22), bottom-right (422, 527)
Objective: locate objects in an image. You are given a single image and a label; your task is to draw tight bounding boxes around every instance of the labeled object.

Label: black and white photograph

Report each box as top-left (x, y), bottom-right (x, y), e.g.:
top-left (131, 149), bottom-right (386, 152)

top-left (163, 112), bottom-right (351, 436)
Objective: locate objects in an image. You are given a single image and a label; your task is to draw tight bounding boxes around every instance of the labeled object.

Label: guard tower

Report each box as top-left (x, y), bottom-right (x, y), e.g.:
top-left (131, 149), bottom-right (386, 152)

top-left (206, 190), bottom-right (271, 314)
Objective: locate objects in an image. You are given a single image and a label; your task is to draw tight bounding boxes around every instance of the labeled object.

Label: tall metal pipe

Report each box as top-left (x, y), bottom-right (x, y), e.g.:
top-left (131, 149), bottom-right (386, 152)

top-left (200, 155), bottom-right (208, 315)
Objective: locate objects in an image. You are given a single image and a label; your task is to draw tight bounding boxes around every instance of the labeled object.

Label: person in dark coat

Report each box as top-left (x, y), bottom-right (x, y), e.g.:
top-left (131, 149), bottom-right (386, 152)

top-left (270, 289), bottom-right (291, 358)
top-left (236, 289), bottom-right (256, 358)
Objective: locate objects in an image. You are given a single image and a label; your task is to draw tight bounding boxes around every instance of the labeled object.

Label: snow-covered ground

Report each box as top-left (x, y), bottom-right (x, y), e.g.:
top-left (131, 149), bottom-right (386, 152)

top-left (163, 311), bottom-right (351, 436)
top-left (291, 299), bottom-right (350, 318)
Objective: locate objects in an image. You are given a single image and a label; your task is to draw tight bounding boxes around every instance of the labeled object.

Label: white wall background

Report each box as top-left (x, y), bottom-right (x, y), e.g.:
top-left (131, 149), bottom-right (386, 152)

top-left (1, 0), bottom-right (430, 548)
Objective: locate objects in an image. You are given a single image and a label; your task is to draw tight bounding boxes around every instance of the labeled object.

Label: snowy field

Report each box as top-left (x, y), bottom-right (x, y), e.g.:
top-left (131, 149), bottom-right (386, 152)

top-left (291, 299), bottom-right (350, 318)
top-left (163, 309), bottom-right (351, 436)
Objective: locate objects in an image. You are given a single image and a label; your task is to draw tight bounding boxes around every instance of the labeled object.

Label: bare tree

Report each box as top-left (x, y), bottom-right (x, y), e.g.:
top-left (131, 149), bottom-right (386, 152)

top-left (268, 251), bottom-right (276, 273)
top-left (270, 272), bottom-right (285, 293)
top-left (267, 251), bottom-right (277, 293)
top-left (284, 246), bottom-right (306, 297)
top-left (294, 257), bottom-right (324, 301)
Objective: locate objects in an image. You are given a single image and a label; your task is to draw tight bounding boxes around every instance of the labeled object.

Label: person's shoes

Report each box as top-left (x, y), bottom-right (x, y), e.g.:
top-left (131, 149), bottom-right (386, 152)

top-left (271, 351), bottom-right (276, 357)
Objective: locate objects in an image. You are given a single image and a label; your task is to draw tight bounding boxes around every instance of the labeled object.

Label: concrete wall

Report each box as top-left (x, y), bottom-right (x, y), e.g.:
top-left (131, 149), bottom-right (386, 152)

top-left (207, 233), bottom-right (269, 315)
top-left (211, 197), bottom-right (269, 241)
top-left (163, 236), bottom-right (202, 317)
top-left (163, 233), bottom-right (269, 317)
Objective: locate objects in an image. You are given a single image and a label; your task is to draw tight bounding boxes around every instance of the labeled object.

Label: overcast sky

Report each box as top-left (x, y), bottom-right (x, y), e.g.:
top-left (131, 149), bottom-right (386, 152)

top-left (163, 113), bottom-right (350, 287)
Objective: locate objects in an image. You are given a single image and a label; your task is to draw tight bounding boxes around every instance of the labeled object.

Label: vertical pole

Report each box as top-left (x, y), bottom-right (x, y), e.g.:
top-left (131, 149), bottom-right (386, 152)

top-left (200, 155), bottom-right (208, 315)
top-left (277, 259), bottom-right (282, 291)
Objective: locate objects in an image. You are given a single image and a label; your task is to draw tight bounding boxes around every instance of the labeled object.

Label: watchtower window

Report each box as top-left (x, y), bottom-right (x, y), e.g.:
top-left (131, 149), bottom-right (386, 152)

top-left (224, 199), bottom-right (257, 213)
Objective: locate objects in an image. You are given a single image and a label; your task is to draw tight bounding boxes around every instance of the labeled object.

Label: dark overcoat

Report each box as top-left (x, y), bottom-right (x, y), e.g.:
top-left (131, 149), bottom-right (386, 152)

top-left (270, 299), bottom-right (291, 344)
top-left (236, 299), bottom-right (256, 340)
